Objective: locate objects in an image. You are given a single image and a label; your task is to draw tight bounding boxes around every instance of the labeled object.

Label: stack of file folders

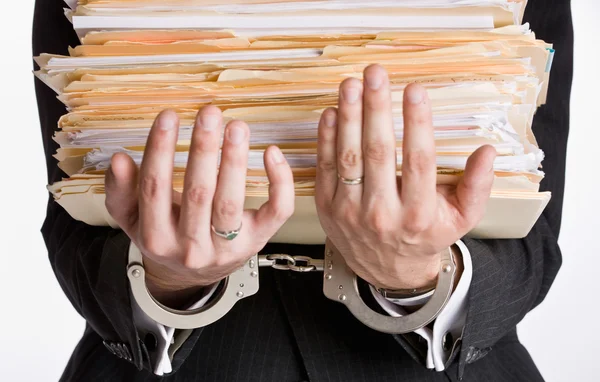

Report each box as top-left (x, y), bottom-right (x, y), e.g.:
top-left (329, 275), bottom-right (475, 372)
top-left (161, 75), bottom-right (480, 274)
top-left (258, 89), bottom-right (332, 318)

top-left (36, 0), bottom-right (555, 244)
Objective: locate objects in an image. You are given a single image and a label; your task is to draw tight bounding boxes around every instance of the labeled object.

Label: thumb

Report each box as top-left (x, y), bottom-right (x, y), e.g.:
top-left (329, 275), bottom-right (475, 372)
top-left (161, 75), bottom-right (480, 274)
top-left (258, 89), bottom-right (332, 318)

top-left (105, 152), bottom-right (139, 233)
top-left (455, 145), bottom-right (496, 228)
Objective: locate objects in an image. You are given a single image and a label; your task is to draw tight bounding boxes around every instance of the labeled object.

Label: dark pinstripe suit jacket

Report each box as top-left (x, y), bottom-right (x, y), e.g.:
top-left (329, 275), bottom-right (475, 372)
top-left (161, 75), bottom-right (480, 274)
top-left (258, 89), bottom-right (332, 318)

top-left (33, 0), bottom-right (572, 380)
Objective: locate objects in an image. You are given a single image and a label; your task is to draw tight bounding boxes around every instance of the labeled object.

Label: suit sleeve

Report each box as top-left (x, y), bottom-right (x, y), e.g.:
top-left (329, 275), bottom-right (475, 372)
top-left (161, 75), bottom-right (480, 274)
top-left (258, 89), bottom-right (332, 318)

top-left (34, 0), bottom-right (153, 371)
top-left (34, 1), bottom-right (212, 373)
top-left (455, 0), bottom-right (573, 378)
top-left (40, 205), bottom-right (150, 368)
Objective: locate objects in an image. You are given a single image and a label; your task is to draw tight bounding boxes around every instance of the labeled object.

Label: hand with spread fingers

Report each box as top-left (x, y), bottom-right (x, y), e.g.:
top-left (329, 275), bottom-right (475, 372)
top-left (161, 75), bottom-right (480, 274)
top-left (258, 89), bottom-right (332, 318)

top-left (104, 107), bottom-right (295, 307)
top-left (315, 65), bottom-right (497, 291)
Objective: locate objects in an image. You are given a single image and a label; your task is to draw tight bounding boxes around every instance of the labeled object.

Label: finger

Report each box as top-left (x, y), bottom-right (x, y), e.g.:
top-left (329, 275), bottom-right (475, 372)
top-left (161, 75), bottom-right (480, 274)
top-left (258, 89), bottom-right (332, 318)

top-left (455, 145), bottom-right (496, 227)
top-left (105, 152), bottom-right (139, 234)
top-left (179, 106), bottom-right (222, 240)
top-left (400, 83), bottom-right (436, 216)
top-left (211, 120), bottom-right (249, 242)
top-left (335, 78), bottom-right (364, 199)
top-left (315, 107), bottom-right (338, 210)
top-left (362, 64), bottom-right (397, 198)
top-left (138, 110), bottom-right (179, 239)
top-left (252, 146), bottom-right (295, 241)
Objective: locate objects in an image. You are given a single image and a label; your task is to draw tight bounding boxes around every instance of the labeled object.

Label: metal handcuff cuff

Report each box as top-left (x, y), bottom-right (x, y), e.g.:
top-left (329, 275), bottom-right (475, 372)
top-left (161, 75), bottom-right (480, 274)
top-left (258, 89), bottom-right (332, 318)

top-left (127, 238), bottom-right (457, 333)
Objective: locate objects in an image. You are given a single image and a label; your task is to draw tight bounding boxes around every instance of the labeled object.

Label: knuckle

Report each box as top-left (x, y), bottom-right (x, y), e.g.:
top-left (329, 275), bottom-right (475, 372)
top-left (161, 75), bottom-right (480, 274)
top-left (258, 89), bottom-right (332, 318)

top-left (363, 92), bottom-right (390, 111)
top-left (273, 203), bottom-right (294, 222)
top-left (364, 98), bottom-right (382, 112)
top-left (110, 205), bottom-right (138, 230)
top-left (402, 211), bottom-right (431, 234)
top-left (333, 205), bottom-right (358, 227)
top-left (221, 151), bottom-right (247, 168)
top-left (189, 139), bottom-right (216, 156)
top-left (319, 127), bottom-right (335, 142)
top-left (152, 127), bottom-right (172, 141)
top-left (186, 184), bottom-right (213, 205)
top-left (213, 254), bottom-right (236, 270)
top-left (125, 210), bottom-right (138, 230)
top-left (181, 244), bottom-right (207, 270)
top-left (364, 141), bottom-right (392, 164)
top-left (338, 149), bottom-right (362, 171)
top-left (407, 114), bottom-right (431, 127)
top-left (140, 236), bottom-right (166, 256)
top-left (406, 110), bottom-right (431, 127)
top-left (180, 246), bottom-right (200, 269)
top-left (214, 199), bottom-right (240, 220)
top-left (366, 209), bottom-right (393, 236)
top-left (315, 196), bottom-right (332, 213)
top-left (452, 204), bottom-right (477, 230)
top-left (139, 175), bottom-right (160, 201)
top-left (318, 158), bottom-right (337, 172)
top-left (181, 257), bottom-right (200, 271)
top-left (179, 241), bottom-right (213, 270)
top-left (403, 150), bottom-right (433, 174)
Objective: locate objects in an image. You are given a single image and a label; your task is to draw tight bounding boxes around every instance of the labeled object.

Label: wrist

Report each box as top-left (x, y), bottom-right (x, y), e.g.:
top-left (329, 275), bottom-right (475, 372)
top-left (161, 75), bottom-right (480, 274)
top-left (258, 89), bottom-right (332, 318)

top-left (388, 251), bottom-right (442, 291)
top-left (382, 244), bottom-right (463, 291)
top-left (142, 256), bottom-right (212, 308)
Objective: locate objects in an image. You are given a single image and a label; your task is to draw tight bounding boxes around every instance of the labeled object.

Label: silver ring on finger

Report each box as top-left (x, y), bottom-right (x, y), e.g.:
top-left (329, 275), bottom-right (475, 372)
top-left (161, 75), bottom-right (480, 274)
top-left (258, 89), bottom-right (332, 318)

top-left (337, 173), bottom-right (364, 186)
top-left (211, 222), bottom-right (243, 241)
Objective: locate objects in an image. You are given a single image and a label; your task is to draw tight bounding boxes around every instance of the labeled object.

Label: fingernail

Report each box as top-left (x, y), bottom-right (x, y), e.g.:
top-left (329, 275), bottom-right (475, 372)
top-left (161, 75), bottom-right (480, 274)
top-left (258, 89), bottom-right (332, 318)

top-left (158, 111), bottom-right (176, 131)
top-left (366, 71), bottom-right (383, 90)
top-left (271, 148), bottom-right (285, 164)
top-left (201, 113), bottom-right (219, 131)
top-left (406, 85), bottom-right (424, 105)
top-left (342, 86), bottom-right (360, 104)
top-left (324, 110), bottom-right (337, 128)
top-left (227, 124), bottom-right (246, 145)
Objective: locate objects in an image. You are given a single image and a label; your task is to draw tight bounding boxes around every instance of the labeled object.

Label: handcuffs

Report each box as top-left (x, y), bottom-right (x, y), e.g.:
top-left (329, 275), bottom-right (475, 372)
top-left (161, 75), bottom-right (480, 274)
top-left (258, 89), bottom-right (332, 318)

top-left (127, 239), bottom-right (456, 333)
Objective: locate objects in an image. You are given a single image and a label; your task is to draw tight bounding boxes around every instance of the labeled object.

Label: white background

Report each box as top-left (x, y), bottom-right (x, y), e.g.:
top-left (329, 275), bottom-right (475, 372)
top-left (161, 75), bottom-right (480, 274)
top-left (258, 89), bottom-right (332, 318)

top-left (0, 1), bottom-right (598, 381)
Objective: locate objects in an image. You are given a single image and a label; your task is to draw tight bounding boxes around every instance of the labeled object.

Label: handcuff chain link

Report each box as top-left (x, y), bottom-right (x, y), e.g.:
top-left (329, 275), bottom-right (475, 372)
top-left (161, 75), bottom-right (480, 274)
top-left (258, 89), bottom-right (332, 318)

top-left (258, 254), bottom-right (324, 273)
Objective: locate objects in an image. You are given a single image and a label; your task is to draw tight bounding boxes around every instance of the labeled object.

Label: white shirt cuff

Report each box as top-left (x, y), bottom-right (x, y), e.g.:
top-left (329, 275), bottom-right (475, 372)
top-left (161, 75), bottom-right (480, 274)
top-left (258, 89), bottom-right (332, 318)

top-left (370, 240), bottom-right (472, 371)
top-left (132, 241), bottom-right (472, 375)
top-left (130, 283), bottom-right (219, 376)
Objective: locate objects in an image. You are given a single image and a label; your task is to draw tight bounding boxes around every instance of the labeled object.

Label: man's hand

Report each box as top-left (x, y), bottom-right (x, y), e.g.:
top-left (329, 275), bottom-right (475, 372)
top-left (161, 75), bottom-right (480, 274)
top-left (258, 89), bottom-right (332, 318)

top-left (105, 107), bottom-right (295, 306)
top-left (315, 65), bottom-right (496, 291)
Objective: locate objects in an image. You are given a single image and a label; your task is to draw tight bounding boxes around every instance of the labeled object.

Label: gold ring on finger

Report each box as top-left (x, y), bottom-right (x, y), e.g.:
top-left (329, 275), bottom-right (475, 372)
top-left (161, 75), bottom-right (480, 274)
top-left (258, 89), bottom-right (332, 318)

top-left (337, 173), bottom-right (364, 185)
